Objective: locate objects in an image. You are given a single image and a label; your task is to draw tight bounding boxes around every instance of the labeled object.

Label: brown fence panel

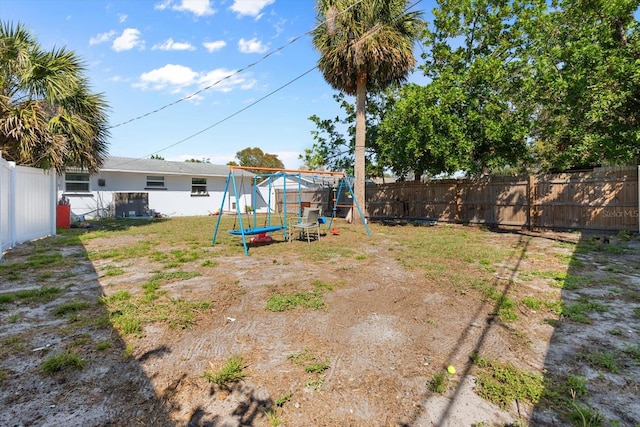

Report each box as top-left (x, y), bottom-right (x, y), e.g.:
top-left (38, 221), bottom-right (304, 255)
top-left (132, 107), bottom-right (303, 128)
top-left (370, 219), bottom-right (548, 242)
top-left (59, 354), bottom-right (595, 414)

top-left (365, 167), bottom-right (638, 232)
top-left (533, 167), bottom-right (638, 231)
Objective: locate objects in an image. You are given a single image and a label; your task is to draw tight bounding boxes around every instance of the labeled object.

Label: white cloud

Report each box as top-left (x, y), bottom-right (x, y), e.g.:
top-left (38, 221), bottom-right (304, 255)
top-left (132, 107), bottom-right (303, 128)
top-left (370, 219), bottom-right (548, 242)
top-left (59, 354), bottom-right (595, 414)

top-left (198, 68), bottom-right (256, 93)
top-left (136, 64), bottom-right (198, 91)
top-left (89, 30), bottom-right (116, 46)
top-left (112, 28), bottom-right (144, 52)
top-left (134, 65), bottom-right (255, 95)
top-left (118, 13), bottom-right (128, 23)
top-left (152, 38), bottom-right (196, 51)
top-left (154, 0), bottom-right (171, 11)
top-left (238, 37), bottom-right (268, 54)
top-left (155, 0), bottom-right (215, 16)
top-left (203, 40), bottom-right (226, 53)
top-left (229, 0), bottom-right (274, 18)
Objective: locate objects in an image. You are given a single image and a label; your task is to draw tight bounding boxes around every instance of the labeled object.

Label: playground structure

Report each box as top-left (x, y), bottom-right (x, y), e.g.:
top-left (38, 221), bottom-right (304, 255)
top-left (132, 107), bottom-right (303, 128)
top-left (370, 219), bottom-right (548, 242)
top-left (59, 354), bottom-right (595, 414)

top-left (212, 166), bottom-right (371, 256)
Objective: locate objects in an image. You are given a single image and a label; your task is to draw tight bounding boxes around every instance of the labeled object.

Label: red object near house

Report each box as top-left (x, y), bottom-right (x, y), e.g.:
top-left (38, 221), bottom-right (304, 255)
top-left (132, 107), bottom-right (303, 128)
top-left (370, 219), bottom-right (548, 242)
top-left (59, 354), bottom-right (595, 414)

top-left (56, 204), bottom-right (71, 229)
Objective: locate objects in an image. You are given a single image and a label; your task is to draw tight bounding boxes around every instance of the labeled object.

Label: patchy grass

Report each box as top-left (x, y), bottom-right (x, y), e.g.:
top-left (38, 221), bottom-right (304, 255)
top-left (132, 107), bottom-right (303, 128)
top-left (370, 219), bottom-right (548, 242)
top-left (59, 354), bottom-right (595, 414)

top-left (471, 353), bottom-right (544, 409)
top-left (580, 351), bottom-right (620, 374)
top-left (0, 286), bottom-right (62, 308)
top-left (562, 298), bottom-right (608, 324)
top-left (52, 300), bottom-right (91, 317)
top-left (265, 280), bottom-right (337, 312)
top-left (40, 350), bottom-right (85, 375)
top-left (101, 288), bottom-right (210, 336)
top-left (203, 355), bottom-right (246, 387)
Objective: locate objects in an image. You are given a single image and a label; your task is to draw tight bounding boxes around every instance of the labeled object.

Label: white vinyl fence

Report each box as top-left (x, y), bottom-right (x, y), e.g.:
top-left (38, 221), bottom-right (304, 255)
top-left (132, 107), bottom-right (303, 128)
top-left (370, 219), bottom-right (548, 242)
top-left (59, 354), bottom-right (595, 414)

top-left (0, 152), bottom-right (57, 259)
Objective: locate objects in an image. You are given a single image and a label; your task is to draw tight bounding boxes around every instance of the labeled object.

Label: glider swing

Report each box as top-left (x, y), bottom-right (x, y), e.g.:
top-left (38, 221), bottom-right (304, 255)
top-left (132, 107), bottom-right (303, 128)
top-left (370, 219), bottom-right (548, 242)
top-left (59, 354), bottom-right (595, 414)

top-left (212, 166), bottom-right (370, 256)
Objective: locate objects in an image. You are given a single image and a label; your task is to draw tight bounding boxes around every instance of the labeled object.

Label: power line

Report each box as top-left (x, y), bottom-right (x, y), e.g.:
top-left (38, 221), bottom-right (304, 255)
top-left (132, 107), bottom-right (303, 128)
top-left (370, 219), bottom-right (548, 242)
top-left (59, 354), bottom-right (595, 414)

top-left (110, 0), bottom-right (423, 167)
top-left (149, 66), bottom-right (317, 156)
top-left (109, 0), bottom-right (366, 129)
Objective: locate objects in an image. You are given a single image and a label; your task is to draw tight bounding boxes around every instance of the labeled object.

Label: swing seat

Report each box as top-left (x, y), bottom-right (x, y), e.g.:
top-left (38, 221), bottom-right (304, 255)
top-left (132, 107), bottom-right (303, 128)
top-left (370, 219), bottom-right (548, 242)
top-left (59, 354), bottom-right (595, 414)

top-left (228, 225), bottom-right (286, 236)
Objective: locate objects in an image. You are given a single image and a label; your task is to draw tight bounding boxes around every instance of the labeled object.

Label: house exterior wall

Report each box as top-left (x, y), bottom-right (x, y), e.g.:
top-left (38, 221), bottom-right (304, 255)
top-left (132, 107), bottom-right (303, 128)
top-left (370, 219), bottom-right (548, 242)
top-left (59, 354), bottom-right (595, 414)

top-left (57, 171), bottom-right (253, 219)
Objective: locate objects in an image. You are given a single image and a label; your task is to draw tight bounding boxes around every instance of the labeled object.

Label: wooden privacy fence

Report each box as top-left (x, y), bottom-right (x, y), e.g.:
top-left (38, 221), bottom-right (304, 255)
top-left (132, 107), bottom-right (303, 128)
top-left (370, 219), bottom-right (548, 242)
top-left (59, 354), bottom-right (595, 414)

top-left (366, 167), bottom-right (639, 232)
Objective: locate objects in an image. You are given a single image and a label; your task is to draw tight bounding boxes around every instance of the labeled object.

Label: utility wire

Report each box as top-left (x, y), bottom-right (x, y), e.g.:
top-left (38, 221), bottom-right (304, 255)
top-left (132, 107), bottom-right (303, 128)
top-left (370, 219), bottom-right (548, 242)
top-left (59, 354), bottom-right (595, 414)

top-left (149, 66), bottom-right (317, 157)
top-left (110, 0), bottom-right (423, 166)
top-left (109, 0), bottom-right (366, 129)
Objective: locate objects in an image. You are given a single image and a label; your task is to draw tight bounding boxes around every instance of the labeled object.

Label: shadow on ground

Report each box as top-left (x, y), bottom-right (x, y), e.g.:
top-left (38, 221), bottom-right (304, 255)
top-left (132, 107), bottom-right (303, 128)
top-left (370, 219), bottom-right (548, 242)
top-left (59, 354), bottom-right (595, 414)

top-left (0, 221), bottom-right (272, 426)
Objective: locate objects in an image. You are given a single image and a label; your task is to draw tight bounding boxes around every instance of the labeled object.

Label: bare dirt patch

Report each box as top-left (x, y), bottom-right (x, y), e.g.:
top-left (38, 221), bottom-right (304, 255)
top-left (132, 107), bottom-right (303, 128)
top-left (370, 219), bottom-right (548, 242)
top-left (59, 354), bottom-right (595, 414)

top-left (1, 219), bottom-right (639, 426)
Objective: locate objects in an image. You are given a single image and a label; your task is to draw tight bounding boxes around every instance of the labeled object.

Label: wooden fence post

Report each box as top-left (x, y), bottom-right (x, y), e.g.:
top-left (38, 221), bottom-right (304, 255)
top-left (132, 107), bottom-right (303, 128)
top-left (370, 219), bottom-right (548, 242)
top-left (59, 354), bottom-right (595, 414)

top-left (528, 175), bottom-right (536, 230)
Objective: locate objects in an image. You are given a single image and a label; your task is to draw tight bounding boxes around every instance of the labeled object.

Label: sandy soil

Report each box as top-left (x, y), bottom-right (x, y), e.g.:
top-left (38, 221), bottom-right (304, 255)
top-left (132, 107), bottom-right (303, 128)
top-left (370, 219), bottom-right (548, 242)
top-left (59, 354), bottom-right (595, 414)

top-left (1, 223), bottom-right (639, 426)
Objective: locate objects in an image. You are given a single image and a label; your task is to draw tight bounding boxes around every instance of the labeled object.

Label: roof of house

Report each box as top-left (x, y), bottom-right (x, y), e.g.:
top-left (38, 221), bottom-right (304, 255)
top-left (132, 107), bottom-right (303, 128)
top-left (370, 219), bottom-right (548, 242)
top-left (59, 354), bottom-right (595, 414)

top-left (101, 156), bottom-right (253, 177)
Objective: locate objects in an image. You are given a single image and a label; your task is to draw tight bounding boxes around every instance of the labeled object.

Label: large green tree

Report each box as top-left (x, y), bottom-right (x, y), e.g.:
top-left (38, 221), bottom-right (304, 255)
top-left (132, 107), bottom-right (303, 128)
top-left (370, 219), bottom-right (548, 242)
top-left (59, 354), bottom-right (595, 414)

top-left (234, 147), bottom-right (284, 170)
top-left (418, 0), bottom-right (533, 175)
top-left (311, 0), bottom-right (423, 217)
top-left (529, 0), bottom-right (640, 170)
top-left (0, 22), bottom-right (110, 172)
top-left (377, 83), bottom-right (470, 180)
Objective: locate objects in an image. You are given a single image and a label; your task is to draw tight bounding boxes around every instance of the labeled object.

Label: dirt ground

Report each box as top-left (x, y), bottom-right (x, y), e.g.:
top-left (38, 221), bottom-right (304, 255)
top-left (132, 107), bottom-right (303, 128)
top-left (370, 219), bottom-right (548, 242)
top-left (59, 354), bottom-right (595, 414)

top-left (1, 220), bottom-right (639, 427)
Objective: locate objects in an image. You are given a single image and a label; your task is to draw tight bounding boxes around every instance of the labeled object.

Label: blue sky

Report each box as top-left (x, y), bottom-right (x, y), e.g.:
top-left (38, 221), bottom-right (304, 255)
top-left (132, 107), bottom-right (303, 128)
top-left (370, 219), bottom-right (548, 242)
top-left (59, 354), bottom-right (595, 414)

top-left (2, 0), bottom-right (432, 169)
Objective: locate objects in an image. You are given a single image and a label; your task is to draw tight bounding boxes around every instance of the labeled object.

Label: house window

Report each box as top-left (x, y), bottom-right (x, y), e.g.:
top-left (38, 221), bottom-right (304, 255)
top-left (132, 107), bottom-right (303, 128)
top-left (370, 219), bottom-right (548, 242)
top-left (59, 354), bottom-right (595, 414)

top-left (191, 178), bottom-right (208, 196)
top-left (146, 175), bottom-right (165, 189)
top-left (65, 172), bottom-right (90, 192)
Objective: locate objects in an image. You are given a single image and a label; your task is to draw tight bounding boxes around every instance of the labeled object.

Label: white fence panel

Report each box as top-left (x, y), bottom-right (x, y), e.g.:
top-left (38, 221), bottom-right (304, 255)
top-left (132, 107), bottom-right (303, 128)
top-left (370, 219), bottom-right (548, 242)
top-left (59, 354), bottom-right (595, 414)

top-left (0, 155), bottom-right (12, 253)
top-left (0, 153), bottom-right (56, 259)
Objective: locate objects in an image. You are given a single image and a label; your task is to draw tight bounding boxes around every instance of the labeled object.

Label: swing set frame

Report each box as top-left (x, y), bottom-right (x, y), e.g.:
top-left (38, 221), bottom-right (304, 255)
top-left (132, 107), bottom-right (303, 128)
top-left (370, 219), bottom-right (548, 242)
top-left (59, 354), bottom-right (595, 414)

top-left (211, 166), bottom-right (370, 256)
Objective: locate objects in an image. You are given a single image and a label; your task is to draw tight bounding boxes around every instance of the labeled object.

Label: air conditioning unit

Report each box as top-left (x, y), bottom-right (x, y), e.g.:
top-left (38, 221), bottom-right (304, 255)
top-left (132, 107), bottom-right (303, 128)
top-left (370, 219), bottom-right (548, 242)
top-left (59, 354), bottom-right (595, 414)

top-left (98, 179), bottom-right (105, 186)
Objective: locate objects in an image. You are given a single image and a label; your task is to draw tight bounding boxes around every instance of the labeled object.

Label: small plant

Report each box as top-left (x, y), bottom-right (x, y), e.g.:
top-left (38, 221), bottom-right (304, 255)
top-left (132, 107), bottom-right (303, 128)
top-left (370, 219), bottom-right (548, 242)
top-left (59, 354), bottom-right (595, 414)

top-left (581, 351), bottom-right (619, 374)
top-left (616, 230), bottom-right (631, 241)
top-left (8, 313), bottom-right (19, 323)
top-left (305, 359), bottom-right (330, 373)
top-left (103, 266), bottom-right (125, 277)
top-left (52, 300), bottom-right (91, 317)
top-left (95, 340), bottom-right (111, 351)
top-left (203, 355), bottom-right (246, 386)
top-left (428, 370), bottom-right (449, 394)
top-left (70, 334), bottom-right (90, 347)
top-left (569, 390), bottom-right (603, 427)
top-left (562, 298), bottom-right (607, 324)
top-left (471, 353), bottom-right (544, 409)
top-left (355, 253), bottom-right (366, 260)
top-left (40, 350), bottom-right (85, 375)
top-left (266, 290), bottom-right (325, 312)
top-left (123, 343), bottom-right (135, 360)
top-left (623, 344), bottom-right (640, 365)
top-left (201, 259), bottom-right (218, 267)
top-left (305, 376), bottom-right (325, 391)
top-left (36, 271), bottom-right (53, 281)
top-left (265, 408), bottom-right (282, 427)
top-left (0, 286), bottom-right (62, 306)
top-left (566, 375), bottom-right (587, 398)
top-left (275, 391), bottom-right (292, 407)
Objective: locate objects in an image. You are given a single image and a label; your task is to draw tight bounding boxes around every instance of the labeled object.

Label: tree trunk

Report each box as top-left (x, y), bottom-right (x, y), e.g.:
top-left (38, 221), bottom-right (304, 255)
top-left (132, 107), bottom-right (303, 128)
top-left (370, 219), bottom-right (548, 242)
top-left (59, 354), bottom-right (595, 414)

top-left (354, 72), bottom-right (367, 224)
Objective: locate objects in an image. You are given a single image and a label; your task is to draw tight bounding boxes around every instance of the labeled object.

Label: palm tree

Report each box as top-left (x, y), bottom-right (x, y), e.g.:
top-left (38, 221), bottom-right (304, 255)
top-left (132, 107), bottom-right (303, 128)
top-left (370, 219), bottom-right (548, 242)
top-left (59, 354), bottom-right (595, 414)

top-left (311, 0), bottom-right (422, 220)
top-left (0, 22), bottom-right (110, 173)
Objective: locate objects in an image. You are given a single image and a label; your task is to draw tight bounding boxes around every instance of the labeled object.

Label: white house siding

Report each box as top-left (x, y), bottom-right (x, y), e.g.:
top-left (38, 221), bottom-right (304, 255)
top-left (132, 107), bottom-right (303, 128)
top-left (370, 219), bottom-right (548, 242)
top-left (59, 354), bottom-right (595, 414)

top-left (58, 171), bottom-right (253, 219)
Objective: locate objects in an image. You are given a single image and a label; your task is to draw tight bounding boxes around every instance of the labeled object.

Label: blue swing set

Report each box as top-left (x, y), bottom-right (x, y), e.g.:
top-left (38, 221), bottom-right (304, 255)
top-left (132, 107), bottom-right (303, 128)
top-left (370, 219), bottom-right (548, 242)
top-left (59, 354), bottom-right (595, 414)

top-left (212, 166), bottom-right (370, 256)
